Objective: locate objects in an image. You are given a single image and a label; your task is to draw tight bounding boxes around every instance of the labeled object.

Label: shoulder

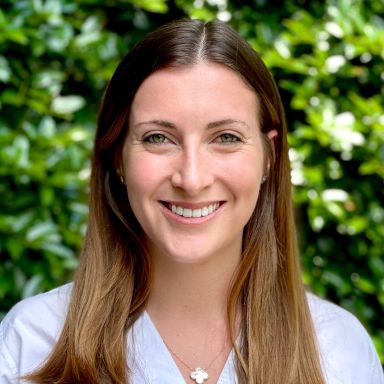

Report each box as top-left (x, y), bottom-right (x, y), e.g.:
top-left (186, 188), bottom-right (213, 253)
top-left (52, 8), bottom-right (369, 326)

top-left (1, 283), bottom-right (72, 338)
top-left (0, 283), bottom-right (72, 381)
top-left (307, 292), bottom-right (371, 350)
top-left (307, 292), bottom-right (384, 384)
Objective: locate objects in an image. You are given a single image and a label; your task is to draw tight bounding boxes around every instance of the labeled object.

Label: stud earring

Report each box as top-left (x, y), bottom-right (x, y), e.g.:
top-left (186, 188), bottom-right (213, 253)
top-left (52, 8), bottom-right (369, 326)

top-left (116, 169), bottom-right (125, 185)
top-left (261, 175), bottom-right (268, 183)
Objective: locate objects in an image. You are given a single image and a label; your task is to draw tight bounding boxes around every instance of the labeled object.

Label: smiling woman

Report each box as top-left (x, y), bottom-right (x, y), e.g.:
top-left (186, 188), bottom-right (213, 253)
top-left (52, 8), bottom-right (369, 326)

top-left (1, 19), bottom-right (383, 384)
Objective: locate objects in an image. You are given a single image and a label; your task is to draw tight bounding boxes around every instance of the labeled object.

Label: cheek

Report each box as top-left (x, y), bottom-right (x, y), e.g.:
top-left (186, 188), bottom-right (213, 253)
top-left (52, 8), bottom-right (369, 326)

top-left (123, 153), bottom-right (166, 199)
top-left (225, 158), bottom-right (263, 225)
top-left (123, 157), bottom-right (157, 228)
top-left (222, 154), bottom-right (264, 191)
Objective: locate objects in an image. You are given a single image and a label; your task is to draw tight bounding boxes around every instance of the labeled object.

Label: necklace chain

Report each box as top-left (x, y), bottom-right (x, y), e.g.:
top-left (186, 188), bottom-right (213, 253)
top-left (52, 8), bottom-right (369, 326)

top-left (163, 339), bottom-right (228, 383)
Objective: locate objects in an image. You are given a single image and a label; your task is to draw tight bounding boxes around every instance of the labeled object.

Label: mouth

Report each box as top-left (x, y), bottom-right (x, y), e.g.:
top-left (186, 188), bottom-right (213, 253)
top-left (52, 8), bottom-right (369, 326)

top-left (160, 201), bottom-right (224, 218)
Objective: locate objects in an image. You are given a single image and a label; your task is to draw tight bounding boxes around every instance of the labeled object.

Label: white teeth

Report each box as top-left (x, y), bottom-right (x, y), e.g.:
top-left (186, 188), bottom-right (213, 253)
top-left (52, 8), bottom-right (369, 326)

top-left (170, 203), bottom-right (220, 218)
top-left (183, 208), bottom-right (192, 218)
top-left (192, 209), bottom-right (201, 218)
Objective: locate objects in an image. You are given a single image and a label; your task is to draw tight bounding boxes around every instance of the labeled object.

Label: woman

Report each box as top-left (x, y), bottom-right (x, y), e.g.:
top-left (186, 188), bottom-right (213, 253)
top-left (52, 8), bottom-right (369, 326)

top-left (1, 19), bottom-right (383, 384)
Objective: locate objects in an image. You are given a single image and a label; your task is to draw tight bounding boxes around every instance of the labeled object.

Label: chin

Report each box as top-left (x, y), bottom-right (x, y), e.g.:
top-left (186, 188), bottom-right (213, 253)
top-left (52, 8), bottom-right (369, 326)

top-left (167, 252), bottom-right (211, 265)
top-left (158, 244), bottom-right (216, 265)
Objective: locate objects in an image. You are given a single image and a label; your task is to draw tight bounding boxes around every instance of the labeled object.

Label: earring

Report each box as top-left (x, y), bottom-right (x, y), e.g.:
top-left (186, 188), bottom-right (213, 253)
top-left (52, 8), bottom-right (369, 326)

top-left (116, 169), bottom-right (125, 185)
top-left (261, 175), bottom-right (268, 183)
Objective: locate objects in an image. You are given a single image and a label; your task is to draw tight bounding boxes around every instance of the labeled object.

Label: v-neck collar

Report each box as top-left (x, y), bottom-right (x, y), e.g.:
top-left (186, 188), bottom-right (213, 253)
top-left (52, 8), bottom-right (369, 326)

top-left (126, 310), bottom-right (237, 383)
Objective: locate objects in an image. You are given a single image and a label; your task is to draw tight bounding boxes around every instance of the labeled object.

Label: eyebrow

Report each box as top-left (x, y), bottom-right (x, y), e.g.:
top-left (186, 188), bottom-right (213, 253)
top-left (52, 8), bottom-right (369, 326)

top-left (207, 119), bottom-right (250, 130)
top-left (135, 120), bottom-right (177, 129)
top-left (134, 119), bottom-right (250, 130)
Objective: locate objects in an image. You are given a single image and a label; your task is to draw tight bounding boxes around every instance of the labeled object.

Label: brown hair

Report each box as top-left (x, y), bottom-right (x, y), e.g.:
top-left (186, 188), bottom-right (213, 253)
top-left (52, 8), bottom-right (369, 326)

top-left (26, 19), bottom-right (324, 383)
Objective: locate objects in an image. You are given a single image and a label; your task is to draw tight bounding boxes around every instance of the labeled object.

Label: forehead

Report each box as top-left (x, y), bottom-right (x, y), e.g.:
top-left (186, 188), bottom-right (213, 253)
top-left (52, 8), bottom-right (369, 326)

top-left (129, 61), bottom-right (260, 124)
top-left (137, 61), bottom-right (254, 89)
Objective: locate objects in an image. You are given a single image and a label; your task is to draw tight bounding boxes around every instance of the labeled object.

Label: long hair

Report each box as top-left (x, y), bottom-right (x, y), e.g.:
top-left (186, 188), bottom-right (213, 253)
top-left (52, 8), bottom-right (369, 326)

top-left (26, 19), bottom-right (324, 383)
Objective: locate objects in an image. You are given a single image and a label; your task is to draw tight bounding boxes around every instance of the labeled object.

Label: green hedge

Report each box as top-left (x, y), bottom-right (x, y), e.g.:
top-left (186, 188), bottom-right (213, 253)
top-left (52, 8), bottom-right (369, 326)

top-left (0, 0), bottom-right (383, 362)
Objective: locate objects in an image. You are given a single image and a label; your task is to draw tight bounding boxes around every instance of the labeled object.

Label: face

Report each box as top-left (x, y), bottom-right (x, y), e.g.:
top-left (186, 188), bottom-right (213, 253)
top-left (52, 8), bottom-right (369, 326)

top-left (120, 61), bottom-right (276, 266)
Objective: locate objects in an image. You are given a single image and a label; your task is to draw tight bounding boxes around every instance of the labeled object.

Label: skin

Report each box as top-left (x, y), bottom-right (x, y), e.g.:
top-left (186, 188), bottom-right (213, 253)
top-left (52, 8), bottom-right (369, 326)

top-left (120, 61), bottom-right (277, 381)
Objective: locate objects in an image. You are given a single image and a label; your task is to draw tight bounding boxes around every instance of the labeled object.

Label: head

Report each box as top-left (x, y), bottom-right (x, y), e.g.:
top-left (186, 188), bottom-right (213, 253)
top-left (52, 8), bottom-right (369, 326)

top-left (93, 19), bottom-right (290, 271)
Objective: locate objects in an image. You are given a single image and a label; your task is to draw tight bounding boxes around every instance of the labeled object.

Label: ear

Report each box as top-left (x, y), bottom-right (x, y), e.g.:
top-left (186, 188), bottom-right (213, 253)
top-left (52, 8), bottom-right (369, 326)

top-left (267, 129), bottom-right (278, 153)
top-left (265, 129), bottom-right (278, 173)
top-left (114, 149), bottom-right (123, 176)
top-left (115, 166), bottom-right (125, 184)
top-left (115, 166), bottom-right (123, 178)
top-left (113, 151), bottom-right (126, 184)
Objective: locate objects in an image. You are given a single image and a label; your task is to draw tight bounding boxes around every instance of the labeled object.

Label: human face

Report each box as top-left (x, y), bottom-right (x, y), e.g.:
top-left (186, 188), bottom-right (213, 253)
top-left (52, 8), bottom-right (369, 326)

top-left (121, 62), bottom-right (275, 265)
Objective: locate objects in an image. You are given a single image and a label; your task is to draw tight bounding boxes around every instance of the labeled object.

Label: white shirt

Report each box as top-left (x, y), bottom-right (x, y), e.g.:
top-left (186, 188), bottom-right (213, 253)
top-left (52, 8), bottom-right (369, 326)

top-left (0, 283), bottom-right (383, 383)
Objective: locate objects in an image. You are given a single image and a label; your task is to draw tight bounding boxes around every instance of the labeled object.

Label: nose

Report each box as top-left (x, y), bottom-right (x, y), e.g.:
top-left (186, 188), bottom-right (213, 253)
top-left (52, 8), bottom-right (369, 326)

top-left (171, 146), bottom-right (214, 195)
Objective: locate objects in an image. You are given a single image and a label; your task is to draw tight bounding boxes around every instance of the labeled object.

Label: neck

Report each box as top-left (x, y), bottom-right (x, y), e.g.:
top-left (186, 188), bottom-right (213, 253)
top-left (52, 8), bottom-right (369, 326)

top-left (145, 246), bottom-right (242, 384)
top-left (146, 248), bottom-right (241, 325)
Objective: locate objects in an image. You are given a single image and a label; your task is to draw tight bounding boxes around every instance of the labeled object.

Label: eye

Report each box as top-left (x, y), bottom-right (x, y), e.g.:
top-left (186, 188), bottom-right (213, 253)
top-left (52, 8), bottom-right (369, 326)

top-left (143, 133), bottom-right (170, 144)
top-left (214, 133), bottom-right (242, 144)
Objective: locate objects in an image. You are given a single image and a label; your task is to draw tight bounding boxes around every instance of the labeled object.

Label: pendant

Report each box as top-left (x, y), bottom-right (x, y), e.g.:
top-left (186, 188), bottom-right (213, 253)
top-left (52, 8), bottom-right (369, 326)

top-left (190, 367), bottom-right (209, 384)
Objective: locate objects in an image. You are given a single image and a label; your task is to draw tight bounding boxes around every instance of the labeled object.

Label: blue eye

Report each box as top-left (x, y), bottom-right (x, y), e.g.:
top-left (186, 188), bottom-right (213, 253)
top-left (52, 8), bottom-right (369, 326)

top-left (143, 133), bottom-right (169, 144)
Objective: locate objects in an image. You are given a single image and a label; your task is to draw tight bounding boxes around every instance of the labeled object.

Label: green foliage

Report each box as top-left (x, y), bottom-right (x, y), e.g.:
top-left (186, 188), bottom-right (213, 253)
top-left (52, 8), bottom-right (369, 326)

top-left (1, 0), bottom-right (383, 362)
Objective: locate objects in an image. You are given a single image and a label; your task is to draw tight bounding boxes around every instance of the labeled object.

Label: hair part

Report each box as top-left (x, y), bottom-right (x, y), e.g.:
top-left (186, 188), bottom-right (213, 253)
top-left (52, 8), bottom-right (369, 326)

top-left (25, 19), bottom-right (324, 384)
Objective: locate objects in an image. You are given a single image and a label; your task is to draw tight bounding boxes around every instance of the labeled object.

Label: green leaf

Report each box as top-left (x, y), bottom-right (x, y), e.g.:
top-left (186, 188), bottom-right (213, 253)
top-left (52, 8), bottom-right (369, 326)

top-left (131, 0), bottom-right (169, 13)
top-left (40, 242), bottom-right (75, 259)
top-left (0, 56), bottom-right (11, 82)
top-left (51, 95), bottom-right (85, 114)
top-left (26, 222), bottom-right (58, 242)
top-left (22, 275), bottom-right (43, 299)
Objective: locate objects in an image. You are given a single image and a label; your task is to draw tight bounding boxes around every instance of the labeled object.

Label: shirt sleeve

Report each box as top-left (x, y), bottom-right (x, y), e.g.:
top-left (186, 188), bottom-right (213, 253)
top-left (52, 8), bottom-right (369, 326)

top-left (351, 323), bottom-right (384, 384)
top-left (309, 293), bottom-right (384, 384)
top-left (366, 338), bottom-right (384, 384)
top-left (0, 285), bottom-right (71, 383)
top-left (0, 308), bottom-right (24, 383)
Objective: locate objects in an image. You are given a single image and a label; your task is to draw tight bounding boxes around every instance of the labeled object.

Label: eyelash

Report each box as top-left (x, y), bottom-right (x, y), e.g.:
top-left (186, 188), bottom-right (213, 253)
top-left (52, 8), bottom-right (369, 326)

top-left (142, 133), bottom-right (171, 144)
top-left (214, 133), bottom-right (243, 144)
top-left (142, 132), bottom-right (244, 145)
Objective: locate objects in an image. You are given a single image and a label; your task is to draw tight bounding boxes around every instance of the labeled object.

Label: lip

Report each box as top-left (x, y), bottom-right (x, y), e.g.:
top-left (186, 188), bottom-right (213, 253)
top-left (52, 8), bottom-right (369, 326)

top-left (159, 200), bottom-right (225, 225)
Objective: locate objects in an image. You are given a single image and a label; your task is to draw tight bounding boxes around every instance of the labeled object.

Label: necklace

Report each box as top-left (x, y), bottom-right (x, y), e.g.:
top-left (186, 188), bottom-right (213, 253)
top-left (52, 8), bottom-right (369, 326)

top-left (164, 340), bottom-right (227, 384)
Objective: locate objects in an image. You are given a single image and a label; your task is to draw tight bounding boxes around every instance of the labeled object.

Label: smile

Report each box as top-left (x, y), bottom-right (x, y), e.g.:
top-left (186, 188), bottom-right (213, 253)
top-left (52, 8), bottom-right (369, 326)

top-left (164, 202), bottom-right (221, 218)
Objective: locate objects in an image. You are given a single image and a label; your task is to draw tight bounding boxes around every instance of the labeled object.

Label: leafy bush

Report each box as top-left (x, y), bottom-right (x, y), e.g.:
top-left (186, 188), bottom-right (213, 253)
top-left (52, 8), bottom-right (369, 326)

top-left (1, 0), bottom-right (383, 362)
